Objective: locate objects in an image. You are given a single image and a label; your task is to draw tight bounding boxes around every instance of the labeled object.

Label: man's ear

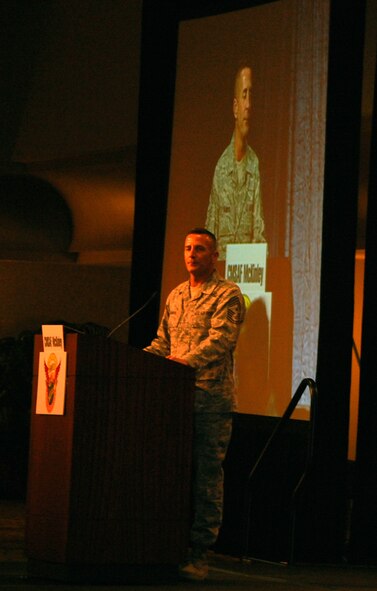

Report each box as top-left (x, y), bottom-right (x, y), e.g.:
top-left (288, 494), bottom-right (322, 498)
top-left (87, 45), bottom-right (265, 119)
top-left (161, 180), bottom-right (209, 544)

top-left (233, 97), bottom-right (238, 119)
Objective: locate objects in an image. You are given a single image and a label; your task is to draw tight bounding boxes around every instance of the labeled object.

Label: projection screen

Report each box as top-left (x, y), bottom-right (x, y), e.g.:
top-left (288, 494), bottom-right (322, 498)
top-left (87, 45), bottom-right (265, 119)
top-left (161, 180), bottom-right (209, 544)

top-left (160, 0), bottom-right (330, 418)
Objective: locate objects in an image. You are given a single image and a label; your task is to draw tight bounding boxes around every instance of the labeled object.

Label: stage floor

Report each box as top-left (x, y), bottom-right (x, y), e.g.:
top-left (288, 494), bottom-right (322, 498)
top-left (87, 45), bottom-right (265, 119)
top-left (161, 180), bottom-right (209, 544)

top-left (2, 500), bottom-right (377, 590)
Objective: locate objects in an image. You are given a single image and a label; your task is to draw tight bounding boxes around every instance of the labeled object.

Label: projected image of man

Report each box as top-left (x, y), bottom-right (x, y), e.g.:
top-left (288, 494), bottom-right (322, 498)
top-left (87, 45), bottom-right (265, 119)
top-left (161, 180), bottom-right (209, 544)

top-left (205, 65), bottom-right (266, 260)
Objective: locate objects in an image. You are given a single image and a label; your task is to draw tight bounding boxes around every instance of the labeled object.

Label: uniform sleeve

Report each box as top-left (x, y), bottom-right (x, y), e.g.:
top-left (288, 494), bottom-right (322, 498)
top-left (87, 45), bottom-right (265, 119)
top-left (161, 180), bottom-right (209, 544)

top-left (143, 303), bottom-right (171, 357)
top-left (251, 163), bottom-right (266, 243)
top-left (205, 173), bottom-right (219, 238)
top-left (182, 286), bottom-right (245, 369)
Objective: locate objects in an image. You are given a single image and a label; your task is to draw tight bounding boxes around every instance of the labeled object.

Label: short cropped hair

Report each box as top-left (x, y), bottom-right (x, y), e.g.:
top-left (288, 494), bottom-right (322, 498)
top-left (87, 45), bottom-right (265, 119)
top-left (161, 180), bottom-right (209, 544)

top-left (186, 227), bottom-right (217, 248)
top-left (234, 64), bottom-right (252, 97)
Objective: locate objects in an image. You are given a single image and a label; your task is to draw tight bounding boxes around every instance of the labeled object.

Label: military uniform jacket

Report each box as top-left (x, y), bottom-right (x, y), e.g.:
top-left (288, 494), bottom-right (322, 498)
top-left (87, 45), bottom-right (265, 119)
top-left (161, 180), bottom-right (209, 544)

top-left (205, 134), bottom-right (266, 260)
top-left (145, 270), bottom-right (245, 413)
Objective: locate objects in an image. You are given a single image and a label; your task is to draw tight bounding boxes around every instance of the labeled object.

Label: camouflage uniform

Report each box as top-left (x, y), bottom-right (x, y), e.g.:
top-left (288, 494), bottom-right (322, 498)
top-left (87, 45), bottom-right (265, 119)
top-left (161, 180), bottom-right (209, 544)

top-left (145, 270), bottom-right (245, 550)
top-left (205, 134), bottom-right (266, 260)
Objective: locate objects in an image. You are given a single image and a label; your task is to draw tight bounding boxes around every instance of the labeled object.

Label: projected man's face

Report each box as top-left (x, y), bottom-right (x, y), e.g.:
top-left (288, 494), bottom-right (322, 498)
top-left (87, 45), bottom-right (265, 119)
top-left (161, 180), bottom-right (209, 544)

top-left (233, 67), bottom-right (252, 140)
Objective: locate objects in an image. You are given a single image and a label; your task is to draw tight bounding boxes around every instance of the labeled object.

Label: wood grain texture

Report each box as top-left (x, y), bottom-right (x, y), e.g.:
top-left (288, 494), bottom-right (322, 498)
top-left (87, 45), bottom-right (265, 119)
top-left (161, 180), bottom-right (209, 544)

top-left (26, 334), bottom-right (194, 566)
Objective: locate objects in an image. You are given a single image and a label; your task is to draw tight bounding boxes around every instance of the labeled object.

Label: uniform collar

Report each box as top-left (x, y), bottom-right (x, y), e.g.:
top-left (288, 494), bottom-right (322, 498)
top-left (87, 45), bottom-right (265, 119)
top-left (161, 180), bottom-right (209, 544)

top-left (229, 133), bottom-right (254, 175)
top-left (182, 269), bottom-right (222, 298)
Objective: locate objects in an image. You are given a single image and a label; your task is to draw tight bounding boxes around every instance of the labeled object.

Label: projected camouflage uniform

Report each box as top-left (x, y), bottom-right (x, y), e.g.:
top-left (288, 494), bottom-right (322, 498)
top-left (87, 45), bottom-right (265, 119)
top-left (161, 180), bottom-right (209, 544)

top-left (145, 270), bottom-right (245, 551)
top-left (205, 134), bottom-right (266, 260)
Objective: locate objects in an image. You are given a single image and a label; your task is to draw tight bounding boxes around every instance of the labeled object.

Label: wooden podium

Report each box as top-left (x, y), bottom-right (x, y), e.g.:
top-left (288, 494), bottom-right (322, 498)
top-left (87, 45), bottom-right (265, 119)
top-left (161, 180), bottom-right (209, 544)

top-left (26, 333), bottom-right (195, 581)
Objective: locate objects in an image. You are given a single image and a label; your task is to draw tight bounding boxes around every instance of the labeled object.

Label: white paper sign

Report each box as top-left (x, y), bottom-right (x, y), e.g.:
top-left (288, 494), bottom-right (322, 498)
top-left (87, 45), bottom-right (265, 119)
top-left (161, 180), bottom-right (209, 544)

top-left (226, 243), bottom-right (272, 364)
top-left (225, 243), bottom-right (267, 292)
top-left (36, 325), bottom-right (67, 415)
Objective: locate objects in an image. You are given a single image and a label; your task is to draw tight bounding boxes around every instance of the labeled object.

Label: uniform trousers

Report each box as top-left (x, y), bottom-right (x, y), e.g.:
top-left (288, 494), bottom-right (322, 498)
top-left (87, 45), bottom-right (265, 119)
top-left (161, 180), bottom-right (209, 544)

top-left (190, 409), bottom-right (233, 551)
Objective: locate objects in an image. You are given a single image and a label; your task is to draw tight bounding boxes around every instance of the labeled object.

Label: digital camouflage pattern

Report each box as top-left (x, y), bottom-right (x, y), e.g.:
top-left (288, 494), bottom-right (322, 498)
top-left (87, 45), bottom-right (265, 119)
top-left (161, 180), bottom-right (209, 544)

top-left (145, 269), bottom-right (245, 550)
top-left (205, 134), bottom-right (266, 260)
top-left (145, 270), bottom-right (245, 413)
top-left (190, 411), bottom-right (233, 549)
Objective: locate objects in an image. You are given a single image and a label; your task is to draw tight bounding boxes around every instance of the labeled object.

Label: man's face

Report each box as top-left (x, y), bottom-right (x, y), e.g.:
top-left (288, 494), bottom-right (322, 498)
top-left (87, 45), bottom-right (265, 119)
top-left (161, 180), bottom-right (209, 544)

top-left (184, 233), bottom-right (218, 281)
top-left (233, 67), bottom-right (252, 139)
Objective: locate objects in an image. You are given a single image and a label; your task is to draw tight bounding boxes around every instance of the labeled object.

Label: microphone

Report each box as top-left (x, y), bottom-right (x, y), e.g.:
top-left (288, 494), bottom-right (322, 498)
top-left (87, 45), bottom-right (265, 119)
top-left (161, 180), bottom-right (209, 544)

top-left (62, 324), bottom-right (86, 335)
top-left (107, 291), bottom-right (158, 339)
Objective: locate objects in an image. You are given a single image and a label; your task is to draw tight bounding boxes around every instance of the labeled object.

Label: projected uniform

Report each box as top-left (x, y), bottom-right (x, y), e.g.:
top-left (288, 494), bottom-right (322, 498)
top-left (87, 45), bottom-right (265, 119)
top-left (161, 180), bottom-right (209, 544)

top-left (206, 65), bottom-right (266, 260)
top-left (205, 133), bottom-right (265, 260)
top-left (145, 261), bottom-right (244, 575)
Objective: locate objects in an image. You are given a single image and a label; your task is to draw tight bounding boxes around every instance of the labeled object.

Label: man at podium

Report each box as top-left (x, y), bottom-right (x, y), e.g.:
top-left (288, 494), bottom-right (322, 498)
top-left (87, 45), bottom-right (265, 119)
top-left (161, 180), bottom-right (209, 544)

top-left (145, 228), bottom-right (245, 580)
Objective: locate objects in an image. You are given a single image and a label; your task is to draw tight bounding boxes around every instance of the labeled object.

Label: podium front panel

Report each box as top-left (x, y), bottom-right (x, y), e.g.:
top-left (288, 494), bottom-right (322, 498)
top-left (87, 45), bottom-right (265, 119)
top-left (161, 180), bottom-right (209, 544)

top-left (26, 334), bottom-right (194, 566)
